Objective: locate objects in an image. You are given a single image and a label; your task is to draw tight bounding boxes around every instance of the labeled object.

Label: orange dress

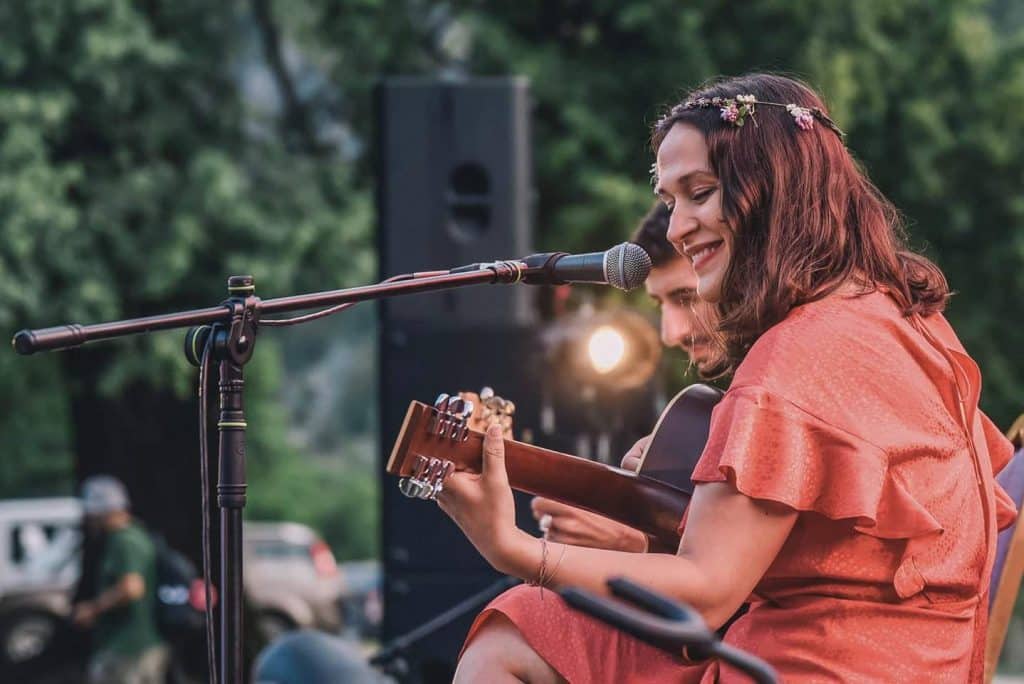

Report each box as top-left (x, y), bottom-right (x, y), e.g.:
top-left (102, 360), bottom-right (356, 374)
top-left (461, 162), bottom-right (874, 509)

top-left (463, 290), bottom-right (1016, 682)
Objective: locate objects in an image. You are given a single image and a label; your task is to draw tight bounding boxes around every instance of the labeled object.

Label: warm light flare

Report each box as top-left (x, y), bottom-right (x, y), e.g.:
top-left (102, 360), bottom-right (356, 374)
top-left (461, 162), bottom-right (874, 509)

top-left (587, 326), bottom-right (627, 374)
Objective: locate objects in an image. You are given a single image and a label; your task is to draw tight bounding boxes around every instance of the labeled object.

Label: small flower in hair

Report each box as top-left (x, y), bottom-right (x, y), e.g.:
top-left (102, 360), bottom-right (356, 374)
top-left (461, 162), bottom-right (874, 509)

top-left (718, 94), bottom-right (757, 127)
top-left (720, 102), bottom-right (740, 123)
top-left (786, 104), bottom-right (815, 131)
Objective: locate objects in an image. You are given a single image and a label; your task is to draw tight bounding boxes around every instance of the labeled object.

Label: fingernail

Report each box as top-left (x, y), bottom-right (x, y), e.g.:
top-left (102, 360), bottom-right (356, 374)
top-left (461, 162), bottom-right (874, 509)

top-left (486, 423), bottom-right (502, 437)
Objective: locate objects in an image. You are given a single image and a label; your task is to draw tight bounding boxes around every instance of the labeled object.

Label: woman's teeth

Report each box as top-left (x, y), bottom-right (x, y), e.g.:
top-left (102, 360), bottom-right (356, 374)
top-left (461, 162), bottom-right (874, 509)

top-left (691, 242), bottom-right (721, 267)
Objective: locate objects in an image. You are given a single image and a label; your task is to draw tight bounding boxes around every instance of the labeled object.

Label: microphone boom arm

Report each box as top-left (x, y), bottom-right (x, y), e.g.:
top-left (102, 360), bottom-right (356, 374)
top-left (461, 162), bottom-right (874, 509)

top-left (12, 262), bottom-right (524, 355)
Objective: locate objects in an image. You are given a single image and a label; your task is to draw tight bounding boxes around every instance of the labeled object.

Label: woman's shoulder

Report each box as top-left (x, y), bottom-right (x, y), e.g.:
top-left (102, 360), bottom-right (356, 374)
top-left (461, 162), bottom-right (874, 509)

top-left (733, 288), bottom-right (913, 395)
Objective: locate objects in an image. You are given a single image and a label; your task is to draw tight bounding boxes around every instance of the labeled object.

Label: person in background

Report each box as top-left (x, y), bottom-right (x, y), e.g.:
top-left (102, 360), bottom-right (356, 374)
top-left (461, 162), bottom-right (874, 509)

top-left (71, 475), bottom-right (168, 684)
top-left (531, 201), bottom-right (718, 553)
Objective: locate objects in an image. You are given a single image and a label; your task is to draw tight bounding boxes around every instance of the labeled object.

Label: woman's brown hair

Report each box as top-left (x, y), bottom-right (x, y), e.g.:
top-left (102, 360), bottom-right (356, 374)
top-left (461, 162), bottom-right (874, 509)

top-left (652, 74), bottom-right (949, 375)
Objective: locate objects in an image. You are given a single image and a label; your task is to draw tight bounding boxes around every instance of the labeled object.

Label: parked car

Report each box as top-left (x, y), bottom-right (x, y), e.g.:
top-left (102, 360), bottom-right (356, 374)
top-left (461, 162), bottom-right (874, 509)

top-left (0, 498), bottom-right (373, 674)
top-left (245, 521), bottom-right (346, 640)
top-left (0, 498), bottom-right (80, 669)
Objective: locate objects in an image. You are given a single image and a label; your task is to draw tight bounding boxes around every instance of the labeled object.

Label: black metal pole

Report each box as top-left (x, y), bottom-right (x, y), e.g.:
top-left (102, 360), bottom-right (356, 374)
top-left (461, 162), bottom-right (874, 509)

top-left (218, 356), bottom-right (246, 684)
top-left (215, 275), bottom-right (257, 684)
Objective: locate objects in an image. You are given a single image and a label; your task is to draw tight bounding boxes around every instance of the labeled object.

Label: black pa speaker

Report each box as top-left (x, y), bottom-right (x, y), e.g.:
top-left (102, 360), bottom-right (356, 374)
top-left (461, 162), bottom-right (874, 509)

top-left (376, 77), bottom-right (538, 683)
top-left (376, 76), bottom-right (535, 328)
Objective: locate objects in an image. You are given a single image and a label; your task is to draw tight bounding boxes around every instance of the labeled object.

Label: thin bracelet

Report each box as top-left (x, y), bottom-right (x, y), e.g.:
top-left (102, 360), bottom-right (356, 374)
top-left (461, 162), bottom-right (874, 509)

top-left (537, 541), bottom-right (568, 601)
top-left (545, 543), bottom-right (568, 587)
top-left (529, 536), bottom-right (550, 598)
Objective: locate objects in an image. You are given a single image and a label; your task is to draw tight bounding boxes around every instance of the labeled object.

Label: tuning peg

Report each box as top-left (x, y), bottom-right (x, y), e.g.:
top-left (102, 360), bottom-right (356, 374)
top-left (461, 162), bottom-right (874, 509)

top-left (398, 478), bottom-right (423, 498)
top-left (451, 401), bottom-right (474, 441)
top-left (416, 459), bottom-right (439, 499)
top-left (418, 458), bottom-right (450, 499)
top-left (399, 457), bottom-right (429, 498)
top-left (440, 395), bottom-right (464, 438)
top-left (431, 461), bottom-right (454, 498)
top-left (427, 394), bottom-right (451, 435)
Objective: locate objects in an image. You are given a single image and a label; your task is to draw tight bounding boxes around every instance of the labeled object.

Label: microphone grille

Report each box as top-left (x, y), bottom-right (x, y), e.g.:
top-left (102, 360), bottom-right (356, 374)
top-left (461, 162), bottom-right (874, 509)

top-left (604, 242), bottom-right (652, 291)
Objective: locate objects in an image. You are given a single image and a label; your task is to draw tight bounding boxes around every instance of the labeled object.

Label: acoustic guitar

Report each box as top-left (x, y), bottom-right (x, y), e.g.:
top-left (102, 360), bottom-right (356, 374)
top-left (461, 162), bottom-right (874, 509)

top-left (386, 384), bottom-right (723, 551)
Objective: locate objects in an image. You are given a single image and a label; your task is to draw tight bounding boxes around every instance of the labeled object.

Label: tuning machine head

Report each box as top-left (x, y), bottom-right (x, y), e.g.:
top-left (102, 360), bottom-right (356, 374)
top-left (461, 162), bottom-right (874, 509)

top-left (398, 455), bottom-right (454, 501)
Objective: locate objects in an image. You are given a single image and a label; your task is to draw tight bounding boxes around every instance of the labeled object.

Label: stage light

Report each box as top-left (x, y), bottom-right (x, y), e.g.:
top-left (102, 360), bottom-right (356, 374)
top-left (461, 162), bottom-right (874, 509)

top-left (542, 306), bottom-right (661, 393)
top-left (587, 326), bottom-right (627, 374)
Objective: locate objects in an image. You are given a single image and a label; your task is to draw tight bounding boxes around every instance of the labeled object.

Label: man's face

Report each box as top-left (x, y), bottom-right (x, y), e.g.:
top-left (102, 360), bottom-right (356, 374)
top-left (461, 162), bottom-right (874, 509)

top-left (644, 256), bottom-right (714, 370)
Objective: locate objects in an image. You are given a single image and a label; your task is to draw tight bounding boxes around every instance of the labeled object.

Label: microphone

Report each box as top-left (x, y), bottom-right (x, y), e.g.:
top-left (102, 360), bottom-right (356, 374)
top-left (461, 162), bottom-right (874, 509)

top-left (453, 243), bottom-right (652, 291)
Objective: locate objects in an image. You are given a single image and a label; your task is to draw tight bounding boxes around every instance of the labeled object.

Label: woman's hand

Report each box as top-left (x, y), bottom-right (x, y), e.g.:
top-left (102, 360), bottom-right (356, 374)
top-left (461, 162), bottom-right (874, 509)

top-left (436, 423), bottom-right (523, 572)
top-left (532, 497), bottom-right (647, 552)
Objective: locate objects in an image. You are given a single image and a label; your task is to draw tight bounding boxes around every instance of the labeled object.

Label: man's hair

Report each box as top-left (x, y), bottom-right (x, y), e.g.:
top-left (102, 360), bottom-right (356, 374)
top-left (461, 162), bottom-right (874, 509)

top-left (630, 202), bottom-right (680, 268)
top-left (651, 73), bottom-right (948, 374)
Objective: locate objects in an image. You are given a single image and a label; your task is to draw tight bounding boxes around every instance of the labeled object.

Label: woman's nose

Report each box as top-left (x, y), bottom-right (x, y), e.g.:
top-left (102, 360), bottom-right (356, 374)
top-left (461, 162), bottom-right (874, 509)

top-left (666, 212), bottom-right (698, 255)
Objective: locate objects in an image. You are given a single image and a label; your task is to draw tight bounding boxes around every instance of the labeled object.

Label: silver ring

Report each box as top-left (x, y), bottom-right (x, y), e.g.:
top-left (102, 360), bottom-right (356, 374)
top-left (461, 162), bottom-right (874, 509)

top-left (538, 514), bottom-right (553, 533)
top-left (428, 480), bottom-right (443, 500)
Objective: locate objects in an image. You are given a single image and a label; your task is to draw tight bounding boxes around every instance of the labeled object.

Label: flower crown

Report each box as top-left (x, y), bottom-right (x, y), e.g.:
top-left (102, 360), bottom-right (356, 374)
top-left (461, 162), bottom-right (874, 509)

top-left (684, 94), bottom-right (845, 139)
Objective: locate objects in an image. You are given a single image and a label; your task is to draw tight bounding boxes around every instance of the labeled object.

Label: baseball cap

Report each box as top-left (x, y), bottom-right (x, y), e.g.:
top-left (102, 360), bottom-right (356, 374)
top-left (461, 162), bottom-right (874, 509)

top-left (80, 475), bottom-right (130, 515)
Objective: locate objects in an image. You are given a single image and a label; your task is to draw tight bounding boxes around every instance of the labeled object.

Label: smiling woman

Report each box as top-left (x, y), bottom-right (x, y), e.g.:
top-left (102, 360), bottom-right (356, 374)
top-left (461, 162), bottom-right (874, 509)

top-left (437, 73), bottom-right (1017, 683)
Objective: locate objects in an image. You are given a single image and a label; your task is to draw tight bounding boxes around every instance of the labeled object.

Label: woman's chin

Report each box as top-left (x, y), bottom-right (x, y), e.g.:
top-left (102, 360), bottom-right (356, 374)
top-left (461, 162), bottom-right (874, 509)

top-left (697, 277), bottom-right (723, 304)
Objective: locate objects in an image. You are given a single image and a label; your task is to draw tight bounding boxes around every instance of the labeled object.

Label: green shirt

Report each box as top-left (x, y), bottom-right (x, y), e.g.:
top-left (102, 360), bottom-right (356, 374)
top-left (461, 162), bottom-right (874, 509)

top-left (93, 521), bottom-right (163, 656)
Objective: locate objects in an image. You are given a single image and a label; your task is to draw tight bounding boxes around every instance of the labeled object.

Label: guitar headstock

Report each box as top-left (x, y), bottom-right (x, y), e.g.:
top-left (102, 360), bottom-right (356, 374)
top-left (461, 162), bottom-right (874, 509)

top-left (386, 393), bottom-right (479, 500)
top-left (459, 386), bottom-right (515, 439)
top-left (385, 389), bottom-right (517, 501)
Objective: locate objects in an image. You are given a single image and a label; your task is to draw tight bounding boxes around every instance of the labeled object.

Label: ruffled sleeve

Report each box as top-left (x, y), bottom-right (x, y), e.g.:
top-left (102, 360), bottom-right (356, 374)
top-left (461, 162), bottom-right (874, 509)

top-left (688, 385), bottom-right (943, 540)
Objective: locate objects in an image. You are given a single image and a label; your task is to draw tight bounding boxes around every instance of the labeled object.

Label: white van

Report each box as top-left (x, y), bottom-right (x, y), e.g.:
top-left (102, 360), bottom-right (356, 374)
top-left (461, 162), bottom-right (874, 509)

top-left (0, 497), bottom-right (81, 666)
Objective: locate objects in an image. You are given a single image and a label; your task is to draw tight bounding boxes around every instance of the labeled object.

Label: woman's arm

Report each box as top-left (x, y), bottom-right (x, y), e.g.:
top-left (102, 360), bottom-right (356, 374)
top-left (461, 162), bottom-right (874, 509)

top-left (438, 425), bottom-right (797, 630)
top-left (508, 483), bottom-right (795, 629)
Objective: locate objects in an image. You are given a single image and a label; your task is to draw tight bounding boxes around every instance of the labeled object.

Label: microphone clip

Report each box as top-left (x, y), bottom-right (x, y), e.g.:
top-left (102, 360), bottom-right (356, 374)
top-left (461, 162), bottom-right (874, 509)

top-left (519, 252), bottom-right (571, 286)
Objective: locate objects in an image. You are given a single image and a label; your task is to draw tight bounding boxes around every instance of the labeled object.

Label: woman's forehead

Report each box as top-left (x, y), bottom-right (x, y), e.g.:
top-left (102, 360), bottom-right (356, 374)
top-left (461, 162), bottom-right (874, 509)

top-left (655, 123), bottom-right (711, 188)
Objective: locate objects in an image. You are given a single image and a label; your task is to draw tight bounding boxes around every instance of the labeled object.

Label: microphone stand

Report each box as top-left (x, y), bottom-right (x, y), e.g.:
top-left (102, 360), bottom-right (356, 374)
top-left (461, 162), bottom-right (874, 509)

top-left (12, 262), bottom-right (526, 684)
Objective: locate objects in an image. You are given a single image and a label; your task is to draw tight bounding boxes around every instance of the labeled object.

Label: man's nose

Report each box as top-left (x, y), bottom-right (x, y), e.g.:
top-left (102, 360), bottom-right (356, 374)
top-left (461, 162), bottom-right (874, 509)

top-left (661, 309), bottom-right (693, 349)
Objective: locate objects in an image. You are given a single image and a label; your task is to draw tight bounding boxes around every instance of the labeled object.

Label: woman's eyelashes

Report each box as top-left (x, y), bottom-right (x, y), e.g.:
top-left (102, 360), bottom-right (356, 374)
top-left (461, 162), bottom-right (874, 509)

top-left (660, 186), bottom-right (714, 211)
top-left (691, 187), bottom-right (715, 203)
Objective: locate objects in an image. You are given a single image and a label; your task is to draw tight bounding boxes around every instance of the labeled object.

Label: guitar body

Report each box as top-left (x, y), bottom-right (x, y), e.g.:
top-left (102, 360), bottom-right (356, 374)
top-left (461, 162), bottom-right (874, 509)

top-left (386, 384), bottom-right (724, 550)
top-left (638, 384), bottom-right (723, 495)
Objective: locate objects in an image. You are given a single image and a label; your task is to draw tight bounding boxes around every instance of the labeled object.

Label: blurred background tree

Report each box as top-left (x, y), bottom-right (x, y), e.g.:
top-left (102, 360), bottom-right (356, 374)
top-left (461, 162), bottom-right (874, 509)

top-left (1, 0), bottom-right (1023, 566)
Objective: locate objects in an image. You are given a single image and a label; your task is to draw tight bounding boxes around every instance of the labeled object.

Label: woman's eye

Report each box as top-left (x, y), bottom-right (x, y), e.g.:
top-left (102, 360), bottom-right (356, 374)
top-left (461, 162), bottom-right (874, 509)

top-left (692, 188), bottom-right (713, 203)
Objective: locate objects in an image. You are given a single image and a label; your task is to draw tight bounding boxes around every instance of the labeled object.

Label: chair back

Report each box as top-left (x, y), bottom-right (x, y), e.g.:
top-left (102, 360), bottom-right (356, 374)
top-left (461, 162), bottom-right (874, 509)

top-left (986, 439), bottom-right (1024, 682)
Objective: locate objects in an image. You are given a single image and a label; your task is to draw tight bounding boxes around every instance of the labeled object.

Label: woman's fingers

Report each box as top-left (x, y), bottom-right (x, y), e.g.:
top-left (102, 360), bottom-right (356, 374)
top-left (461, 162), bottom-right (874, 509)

top-left (620, 433), bottom-right (652, 472)
top-left (481, 423), bottom-right (509, 488)
top-left (531, 496), bottom-right (575, 520)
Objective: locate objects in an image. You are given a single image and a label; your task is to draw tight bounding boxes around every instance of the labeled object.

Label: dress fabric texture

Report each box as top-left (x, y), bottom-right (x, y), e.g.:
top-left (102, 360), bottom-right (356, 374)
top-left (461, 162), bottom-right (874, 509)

top-left (461, 290), bottom-right (1017, 683)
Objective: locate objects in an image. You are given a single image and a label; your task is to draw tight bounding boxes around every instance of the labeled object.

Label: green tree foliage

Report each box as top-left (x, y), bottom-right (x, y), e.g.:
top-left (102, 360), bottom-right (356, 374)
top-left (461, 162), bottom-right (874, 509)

top-left (0, 0), bottom-right (398, 558)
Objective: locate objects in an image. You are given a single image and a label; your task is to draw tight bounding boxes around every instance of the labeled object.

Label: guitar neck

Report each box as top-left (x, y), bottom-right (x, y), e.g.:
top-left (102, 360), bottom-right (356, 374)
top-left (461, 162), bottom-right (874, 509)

top-left (388, 402), bottom-right (687, 550)
top-left (500, 437), bottom-right (687, 551)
